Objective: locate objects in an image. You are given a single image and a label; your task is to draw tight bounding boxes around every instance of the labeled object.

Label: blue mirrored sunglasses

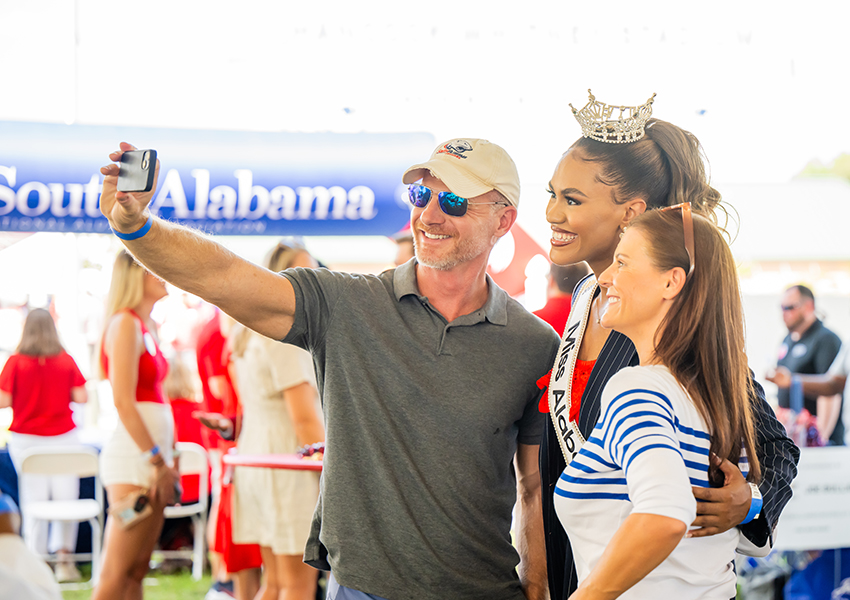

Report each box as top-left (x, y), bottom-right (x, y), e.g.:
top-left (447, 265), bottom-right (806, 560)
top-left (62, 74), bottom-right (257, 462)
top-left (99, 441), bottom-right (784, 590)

top-left (407, 184), bottom-right (505, 217)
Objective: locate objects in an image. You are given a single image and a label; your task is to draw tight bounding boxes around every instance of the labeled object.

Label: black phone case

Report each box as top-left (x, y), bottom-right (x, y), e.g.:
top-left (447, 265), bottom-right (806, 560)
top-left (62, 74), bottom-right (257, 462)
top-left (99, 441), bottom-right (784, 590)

top-left (117, 149), bottom-right (157, 193)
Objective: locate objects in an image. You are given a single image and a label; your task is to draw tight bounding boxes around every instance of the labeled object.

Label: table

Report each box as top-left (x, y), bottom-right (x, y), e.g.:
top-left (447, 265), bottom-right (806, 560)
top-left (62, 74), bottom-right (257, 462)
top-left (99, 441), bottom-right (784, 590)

top-left (222, 453), bottom-right (323, 472)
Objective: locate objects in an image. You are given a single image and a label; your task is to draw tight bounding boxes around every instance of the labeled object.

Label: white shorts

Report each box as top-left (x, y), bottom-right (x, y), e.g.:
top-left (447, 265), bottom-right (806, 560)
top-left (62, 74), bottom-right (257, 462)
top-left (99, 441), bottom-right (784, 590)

top-left (99, 402), bottom-right (174, 488)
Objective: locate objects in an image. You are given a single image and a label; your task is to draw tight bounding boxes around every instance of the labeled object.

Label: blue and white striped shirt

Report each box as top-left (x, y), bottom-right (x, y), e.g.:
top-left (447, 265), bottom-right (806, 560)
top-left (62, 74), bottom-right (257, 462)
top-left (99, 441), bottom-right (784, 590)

top-left (554, 365), bottom-right (743, 599)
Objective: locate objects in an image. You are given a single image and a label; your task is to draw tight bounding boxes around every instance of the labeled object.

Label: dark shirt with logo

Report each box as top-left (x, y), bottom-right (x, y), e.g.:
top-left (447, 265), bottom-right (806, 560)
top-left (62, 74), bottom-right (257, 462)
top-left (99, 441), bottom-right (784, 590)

top-left (777, 318), bottom-right (843, 444)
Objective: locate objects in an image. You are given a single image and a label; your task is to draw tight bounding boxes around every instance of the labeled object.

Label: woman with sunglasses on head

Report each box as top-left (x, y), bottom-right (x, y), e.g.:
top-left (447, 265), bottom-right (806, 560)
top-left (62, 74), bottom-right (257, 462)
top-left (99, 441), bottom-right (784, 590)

top-left (556, 206), bottom-right (759, 599)
top-left (540, 91), bottom-right (799, 600)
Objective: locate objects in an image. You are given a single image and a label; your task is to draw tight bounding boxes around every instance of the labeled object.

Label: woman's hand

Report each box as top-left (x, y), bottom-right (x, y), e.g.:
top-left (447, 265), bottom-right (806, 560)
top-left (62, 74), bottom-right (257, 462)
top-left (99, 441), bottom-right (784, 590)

top-left (99, 142), bottom-right (160, 234)
top-left (150, 463), bottom-right (181, 506)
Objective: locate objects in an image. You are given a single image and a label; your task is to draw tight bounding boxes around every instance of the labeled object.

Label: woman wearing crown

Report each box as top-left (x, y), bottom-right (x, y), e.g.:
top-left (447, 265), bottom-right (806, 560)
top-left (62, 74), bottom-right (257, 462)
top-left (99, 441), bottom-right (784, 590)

top-left (539, 91), bottom-right (800, 599)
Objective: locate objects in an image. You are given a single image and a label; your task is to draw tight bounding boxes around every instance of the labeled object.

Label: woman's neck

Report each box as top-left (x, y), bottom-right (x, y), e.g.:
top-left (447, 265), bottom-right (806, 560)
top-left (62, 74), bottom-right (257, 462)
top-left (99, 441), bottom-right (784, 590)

top-left (131, 298), bottom-right (156, 323)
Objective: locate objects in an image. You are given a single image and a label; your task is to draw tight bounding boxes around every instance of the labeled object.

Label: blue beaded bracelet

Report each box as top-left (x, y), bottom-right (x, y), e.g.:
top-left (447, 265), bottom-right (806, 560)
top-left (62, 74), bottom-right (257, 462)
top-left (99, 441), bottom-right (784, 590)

top-left (112, 214), bottom-right (154, 241)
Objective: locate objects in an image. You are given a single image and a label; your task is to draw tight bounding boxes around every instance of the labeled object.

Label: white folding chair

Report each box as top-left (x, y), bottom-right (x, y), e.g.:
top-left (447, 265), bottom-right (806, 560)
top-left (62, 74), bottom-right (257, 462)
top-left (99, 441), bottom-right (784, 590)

top-left (160, 442), bottom-right (209, 580)
top-left (18, 445), bottom-right (103, 589)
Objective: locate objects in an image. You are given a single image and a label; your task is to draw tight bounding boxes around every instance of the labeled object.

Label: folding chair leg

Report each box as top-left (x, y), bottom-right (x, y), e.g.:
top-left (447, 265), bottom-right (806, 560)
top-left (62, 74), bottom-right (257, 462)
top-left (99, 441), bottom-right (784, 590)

top-left (90, 517), bottom-right (101, 585)
top-left (192, 514), bottom-right (205, 581)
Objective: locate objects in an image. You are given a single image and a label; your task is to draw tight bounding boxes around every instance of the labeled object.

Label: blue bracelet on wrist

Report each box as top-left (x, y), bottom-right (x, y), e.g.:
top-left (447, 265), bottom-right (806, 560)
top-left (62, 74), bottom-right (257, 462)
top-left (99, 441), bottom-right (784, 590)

top-left (143, 445), bottom-right (161, 464)
top-left (741, 484), bottom-right (763, 524)
top-left (112, 214), bottom-right (154, 241)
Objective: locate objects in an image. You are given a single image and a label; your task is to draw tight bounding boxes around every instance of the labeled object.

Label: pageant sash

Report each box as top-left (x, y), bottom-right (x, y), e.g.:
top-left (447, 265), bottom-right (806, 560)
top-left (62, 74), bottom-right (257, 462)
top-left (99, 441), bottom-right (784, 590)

top-left (548, 275), bottom-right (597, 465)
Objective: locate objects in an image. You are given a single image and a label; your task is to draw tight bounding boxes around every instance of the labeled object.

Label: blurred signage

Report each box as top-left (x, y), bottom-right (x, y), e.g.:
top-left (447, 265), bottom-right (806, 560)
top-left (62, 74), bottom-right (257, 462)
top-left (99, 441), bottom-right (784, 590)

top-left (774, 446), bottom-right (850, 551)
top-left (0, 121), bottom-right (433, 236)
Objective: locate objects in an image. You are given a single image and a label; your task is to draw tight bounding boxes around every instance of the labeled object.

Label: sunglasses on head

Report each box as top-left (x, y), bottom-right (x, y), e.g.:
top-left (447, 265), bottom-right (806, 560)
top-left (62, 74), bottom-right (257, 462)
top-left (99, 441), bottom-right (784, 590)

top-left (407, 184), bottom-right (505, 217)
top-left (659, 202), bottom-right (695, 278)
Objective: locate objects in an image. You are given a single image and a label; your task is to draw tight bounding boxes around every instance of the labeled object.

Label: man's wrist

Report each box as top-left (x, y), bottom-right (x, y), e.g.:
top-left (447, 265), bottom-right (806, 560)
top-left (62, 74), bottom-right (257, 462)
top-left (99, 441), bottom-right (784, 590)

top-left (112, 213), bottom-right (154, 241)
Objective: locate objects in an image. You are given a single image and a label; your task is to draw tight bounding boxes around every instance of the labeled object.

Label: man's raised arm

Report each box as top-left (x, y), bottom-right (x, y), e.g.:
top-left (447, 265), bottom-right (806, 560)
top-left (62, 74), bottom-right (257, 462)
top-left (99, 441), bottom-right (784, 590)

top-left (100, 143), bottom-right (296, 341)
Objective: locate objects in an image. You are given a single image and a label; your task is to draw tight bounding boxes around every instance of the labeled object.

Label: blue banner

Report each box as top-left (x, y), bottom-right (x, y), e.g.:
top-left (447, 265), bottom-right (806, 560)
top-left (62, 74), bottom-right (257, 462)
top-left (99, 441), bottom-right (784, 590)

top-left (0, 121), bottom-right (433, 236)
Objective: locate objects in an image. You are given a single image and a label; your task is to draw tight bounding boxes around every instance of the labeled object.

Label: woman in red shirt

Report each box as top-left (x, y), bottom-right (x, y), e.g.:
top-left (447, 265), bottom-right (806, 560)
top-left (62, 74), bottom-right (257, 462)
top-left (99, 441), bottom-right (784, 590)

top-left (91, 250), bottom-right (181, 600)
top-left (0, 308), bottom-right (87, 582)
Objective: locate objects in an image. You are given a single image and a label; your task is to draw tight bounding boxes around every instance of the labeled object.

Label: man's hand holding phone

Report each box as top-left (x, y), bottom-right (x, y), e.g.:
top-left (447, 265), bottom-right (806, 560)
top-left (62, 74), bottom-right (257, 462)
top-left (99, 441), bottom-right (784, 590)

top-left (99, 142), bottom-right (160, 236)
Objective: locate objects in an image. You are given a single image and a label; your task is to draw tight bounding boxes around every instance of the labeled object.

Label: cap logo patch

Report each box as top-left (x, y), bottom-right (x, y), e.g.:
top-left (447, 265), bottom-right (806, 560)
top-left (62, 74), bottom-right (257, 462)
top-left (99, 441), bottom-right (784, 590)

top-left (437, 140), bottom-right (473, 159)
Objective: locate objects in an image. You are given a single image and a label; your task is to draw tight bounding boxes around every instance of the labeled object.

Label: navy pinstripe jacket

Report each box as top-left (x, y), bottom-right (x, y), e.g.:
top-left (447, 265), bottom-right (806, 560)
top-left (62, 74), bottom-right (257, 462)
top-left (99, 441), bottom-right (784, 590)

top-left (540, 282), bottom-right (800, 600)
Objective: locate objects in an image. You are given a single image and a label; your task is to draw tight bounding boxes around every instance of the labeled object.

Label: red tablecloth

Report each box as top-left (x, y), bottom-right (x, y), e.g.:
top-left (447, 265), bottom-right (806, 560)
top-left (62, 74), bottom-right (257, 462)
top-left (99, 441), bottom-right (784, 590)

top-left (222, 453), bottom-right (323, 472)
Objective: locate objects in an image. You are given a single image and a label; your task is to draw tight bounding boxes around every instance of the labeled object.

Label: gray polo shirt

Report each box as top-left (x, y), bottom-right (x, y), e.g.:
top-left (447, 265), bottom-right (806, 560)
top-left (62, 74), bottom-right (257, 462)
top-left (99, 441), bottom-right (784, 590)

top-left (281, 260), bottom-right (559, 600)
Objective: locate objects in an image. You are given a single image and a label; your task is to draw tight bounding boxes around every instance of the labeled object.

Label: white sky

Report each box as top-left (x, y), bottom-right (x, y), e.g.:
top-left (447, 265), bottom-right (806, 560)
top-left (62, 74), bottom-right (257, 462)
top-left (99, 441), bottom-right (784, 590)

top-left (1, 0), bottom-right (849, 393)
top-left (3, 1), bottom-right (849, 197)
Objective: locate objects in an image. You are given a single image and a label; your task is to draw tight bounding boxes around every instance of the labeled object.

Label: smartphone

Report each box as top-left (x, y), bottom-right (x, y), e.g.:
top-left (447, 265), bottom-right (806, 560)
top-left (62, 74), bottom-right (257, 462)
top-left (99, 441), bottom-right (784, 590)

top-left (109, 489), bottom-right (153, 529)
top-left (117, 149), bottom-right (157, 193)
top-left (170, 480), bottom-right (183, 506)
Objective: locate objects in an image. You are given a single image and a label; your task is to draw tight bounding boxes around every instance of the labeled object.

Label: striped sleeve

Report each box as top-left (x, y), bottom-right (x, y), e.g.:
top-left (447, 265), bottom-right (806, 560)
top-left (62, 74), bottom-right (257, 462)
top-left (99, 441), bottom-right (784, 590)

top-left (600, 385), bottom-right (696, 526)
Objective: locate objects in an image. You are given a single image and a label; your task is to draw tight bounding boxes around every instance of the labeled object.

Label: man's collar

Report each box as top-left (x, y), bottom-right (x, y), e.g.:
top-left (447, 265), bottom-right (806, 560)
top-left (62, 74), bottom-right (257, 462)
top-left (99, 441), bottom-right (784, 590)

top-left (393, 259), bottom-right (508, 325)
top-left (790, 316), bottom-right (821, 341)
top-left (393, 258), bottom-right (420, 301)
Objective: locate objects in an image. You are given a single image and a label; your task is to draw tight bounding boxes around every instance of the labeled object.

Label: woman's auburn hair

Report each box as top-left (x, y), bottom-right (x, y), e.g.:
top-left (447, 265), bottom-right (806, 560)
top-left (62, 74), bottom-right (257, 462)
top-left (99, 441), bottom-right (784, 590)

top-left (629, 209), bottom-right (761, 485)
top-left (16, 307), bottom-right (64, 357)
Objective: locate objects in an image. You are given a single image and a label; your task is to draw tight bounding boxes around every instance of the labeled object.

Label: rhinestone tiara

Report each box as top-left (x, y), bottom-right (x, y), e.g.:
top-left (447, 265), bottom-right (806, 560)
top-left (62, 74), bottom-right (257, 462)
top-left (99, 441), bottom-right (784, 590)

top-left (569, 89), bottom-right (657, 144)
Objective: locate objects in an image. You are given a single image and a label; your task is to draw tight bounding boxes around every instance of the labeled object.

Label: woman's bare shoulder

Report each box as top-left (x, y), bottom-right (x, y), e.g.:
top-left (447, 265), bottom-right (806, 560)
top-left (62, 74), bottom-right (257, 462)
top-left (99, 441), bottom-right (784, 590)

top-left (104, 311), bottom-right (142, 345)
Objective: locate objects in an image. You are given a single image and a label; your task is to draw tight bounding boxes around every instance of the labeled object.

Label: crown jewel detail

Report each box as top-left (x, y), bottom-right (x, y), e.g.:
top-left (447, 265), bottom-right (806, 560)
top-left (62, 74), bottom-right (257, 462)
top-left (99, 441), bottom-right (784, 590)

top-left (570, 89), bottom-right (656, 144)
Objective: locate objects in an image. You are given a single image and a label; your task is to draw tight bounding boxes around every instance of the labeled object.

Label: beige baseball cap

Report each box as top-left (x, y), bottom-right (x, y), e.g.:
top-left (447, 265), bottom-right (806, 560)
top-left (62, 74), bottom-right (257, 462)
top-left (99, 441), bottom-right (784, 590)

top-left (402, 138), bottom-right (520, 207)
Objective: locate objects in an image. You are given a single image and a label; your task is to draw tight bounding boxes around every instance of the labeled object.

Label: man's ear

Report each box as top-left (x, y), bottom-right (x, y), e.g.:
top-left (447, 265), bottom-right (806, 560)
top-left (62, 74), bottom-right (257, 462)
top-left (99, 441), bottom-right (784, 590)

top-left (663, 267), bottom-right (687, 300)
top-left (621, 198), bottom-right (647, 230)
top-left (494, 206), bottom-right (518, 239)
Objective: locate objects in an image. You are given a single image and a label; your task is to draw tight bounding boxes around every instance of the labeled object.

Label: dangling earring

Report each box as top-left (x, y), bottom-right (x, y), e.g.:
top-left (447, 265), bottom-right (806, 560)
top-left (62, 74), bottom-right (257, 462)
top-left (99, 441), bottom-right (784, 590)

top-left (619, 225), bottom-right (627, 239)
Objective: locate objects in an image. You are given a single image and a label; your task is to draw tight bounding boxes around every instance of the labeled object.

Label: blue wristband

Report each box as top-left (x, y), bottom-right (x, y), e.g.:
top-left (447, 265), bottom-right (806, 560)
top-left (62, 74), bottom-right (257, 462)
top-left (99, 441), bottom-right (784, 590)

top-left (143, 445), bottom-right (161, 464)
top-left (741, 487), bottom-right (763, 524)
top-left (112, 214), bottom-right (154, 241)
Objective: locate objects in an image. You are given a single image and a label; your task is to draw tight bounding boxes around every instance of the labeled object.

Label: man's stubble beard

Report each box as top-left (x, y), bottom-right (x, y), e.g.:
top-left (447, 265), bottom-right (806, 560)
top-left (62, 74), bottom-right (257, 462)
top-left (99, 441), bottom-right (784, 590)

top-left (413, 226), bottom-right (495, 271)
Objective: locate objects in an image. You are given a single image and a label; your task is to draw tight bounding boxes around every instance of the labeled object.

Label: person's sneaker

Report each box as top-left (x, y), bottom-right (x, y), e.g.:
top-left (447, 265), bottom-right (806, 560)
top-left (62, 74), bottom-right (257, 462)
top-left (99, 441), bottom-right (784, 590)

top-left (204, 580), bottom-right (236, 599)
top-left (54, 562), bottom-right (82, 583)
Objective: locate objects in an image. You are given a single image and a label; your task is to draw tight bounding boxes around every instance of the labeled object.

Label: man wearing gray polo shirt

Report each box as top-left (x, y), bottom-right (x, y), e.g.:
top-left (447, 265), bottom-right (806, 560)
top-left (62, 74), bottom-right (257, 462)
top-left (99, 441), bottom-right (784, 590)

top-left (99, 138), bottom-right (559, 600)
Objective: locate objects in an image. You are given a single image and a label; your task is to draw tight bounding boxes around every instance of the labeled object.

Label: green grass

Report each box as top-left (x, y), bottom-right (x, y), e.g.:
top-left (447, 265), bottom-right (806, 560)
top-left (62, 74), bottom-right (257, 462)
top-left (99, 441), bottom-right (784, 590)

top-left (62, 564), bottom-right (212, 600)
